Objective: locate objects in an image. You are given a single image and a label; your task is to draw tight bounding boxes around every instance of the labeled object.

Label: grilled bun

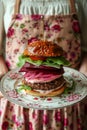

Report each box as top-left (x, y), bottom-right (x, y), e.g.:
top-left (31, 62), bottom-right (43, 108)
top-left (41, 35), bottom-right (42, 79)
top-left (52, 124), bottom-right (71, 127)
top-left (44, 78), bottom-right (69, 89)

top-left (23, 40), bottom-right (64, 57)
top-left (24, 84), bottom-right (66, 97)
top-left (14, 79), bottom-right (66, 97)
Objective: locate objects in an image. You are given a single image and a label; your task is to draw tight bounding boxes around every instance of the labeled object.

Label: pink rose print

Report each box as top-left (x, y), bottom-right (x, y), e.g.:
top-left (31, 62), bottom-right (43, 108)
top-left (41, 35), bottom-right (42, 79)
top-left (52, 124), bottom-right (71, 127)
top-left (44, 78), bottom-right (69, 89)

top-left (72, 21), bottom-right (80, 33)
top-left (47, 33), bottom-right (53, 38)
top-left (7, 27), bottom-right (14, 38)
top-left (14, 49), bottom-right (19, 54)
top-left (7, 90), bottom-right (19, 98)
top-left (6, 60), bottom-right (11, 68)
top-left (31, 15), bottom-right (43, 21)
top-left (55, 111), bottom-right (61, 122)
top-left (0, 110), bottom-right (2, 116)
top-left (22, 28), bottom-right (28, 34)
top-left (66, 94), bottom-right (79, 102)
top-left (32, 111), bottom-right (36, 119)
top-left (28, 37), bottom-right (38, 44)
top-left (51, 24), bottom-right (61, 31)
top-left (2, 121), bottom-right (9, 130)
top-left (33, 97), bottom-right (39, 100)
top-left (64, 118), bottom-right (68, 126)
top-left (16, 121), bottom-right (21, 127)
top-left (44, 24), bottom-right (50, 31)
top-left (15, 14), bottom-right (23, 20)
top-left (12, 115), bottom-right (16, 122)
top-left (29, 122), bottom-right (33, 130)
top-left (9, 72), bottom-right (23, 79)
top-left (43, 114), bottom-right (49, 125)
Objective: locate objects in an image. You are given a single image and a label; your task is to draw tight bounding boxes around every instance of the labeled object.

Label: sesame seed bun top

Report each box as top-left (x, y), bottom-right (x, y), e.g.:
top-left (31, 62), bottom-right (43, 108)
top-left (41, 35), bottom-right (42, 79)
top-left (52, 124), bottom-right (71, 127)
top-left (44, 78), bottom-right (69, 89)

top-left (23, 40), bottom-right (64, 57)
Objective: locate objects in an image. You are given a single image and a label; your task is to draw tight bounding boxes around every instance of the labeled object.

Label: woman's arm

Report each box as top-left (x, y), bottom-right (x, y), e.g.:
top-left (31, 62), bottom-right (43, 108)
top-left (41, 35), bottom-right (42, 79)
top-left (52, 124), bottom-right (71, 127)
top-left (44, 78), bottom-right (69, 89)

top-left (76, 0), bottom-right (87, 76)
top-left (0, 0), bottom-right (8, 78)
top-left (0, 55), bottom-right (8, 78)
top-left (79, 52), bottom-right (87, 76)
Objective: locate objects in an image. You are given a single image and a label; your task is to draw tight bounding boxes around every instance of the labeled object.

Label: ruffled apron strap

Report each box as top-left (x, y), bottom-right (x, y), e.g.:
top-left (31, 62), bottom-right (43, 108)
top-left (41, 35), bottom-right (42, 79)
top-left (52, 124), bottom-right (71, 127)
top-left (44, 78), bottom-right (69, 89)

top-left (69, 0), bottom-right (76, 14)
top-left (69, 0), bottom-right (76, 13)
top-left (14, 0), bottom-right (21, 14)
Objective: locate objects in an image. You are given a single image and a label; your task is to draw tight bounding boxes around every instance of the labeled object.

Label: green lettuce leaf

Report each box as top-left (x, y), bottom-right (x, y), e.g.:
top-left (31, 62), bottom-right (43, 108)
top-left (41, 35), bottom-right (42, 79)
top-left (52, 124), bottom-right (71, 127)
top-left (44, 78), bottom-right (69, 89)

top-left (43, 57), bottom-right (70, 68)
top-left (17, 55), bottom-right (70, 68)
top-left (63, 79), bottom-right (76, 94)
top-left (17, 55), bottom-right (43, 67)
top-left (16, 84), bottom-right (31, 93)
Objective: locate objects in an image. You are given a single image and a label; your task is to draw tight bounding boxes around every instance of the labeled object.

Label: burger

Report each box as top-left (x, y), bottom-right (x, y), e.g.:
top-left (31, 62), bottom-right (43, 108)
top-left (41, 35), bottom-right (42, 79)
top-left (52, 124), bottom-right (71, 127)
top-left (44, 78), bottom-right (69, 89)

top-left (17, 40), bottom-right (70, 97)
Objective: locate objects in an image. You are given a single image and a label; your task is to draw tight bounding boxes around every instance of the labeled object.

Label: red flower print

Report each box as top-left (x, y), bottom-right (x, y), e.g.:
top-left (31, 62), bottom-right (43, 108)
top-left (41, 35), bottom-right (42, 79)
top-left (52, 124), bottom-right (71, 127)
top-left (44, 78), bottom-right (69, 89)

top-left (44, 24), bottom-right (50, 31)
top-left (47, 98), bottom-right (52, 101)
top-left (47, 33), bottom-right (53, 38)
top-left (22, 28), bottom-right (28, 34)
top-left (64, 118), bottom-right (68, 126)
top-left (32, 111), bottom-right (36, 119)
top-left (9, 72), bottom-right (19, 79)
top-left (51, 24), bottom-right (61, 31)
top-left (2, 121), bottom-right (9, 130)
top-left (7, 27), bottom-right (14, 38)
top-left (34, 97), bottom-right (38, 100)
top-left (6, 60), bottom-right (11, 68)
top-left (31, 15), bottom-right (43, 21)
top-left (72, 21), bottom-right (80, 33)
top-left (12, 115), bottom-right (16, 122)
top-left (0, 110), bottom-right (2, 116)
top-left (7, 90), bottom-right (19, 98)
top-left (16, 121), bottom-right (20, 127)
top-left (43, 114), bottom-right (49, 125)
top-left (66, 94), bottom-right (79, 102)
top-left (55, 111), bottom-right (61, 122)
top-left (28, 37), bottom-right (38, 44)
top-left (15, 14), bottom-right (23, 20)
top-left (14, 49), bottom-right (19, 54)
top-left (29, 122), bottom-right (33, 130)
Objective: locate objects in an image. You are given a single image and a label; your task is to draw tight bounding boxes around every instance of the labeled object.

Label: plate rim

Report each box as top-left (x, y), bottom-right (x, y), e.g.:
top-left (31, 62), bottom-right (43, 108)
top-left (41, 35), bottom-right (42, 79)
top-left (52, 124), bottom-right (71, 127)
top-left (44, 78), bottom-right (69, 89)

top-left (0, 67), bottom-right (87, 109)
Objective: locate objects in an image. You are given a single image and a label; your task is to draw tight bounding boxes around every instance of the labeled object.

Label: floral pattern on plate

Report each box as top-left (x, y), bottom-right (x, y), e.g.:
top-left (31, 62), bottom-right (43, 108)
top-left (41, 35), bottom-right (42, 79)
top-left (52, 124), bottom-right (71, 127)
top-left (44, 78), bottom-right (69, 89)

top-left (0, 67), bottom-right (87, 109)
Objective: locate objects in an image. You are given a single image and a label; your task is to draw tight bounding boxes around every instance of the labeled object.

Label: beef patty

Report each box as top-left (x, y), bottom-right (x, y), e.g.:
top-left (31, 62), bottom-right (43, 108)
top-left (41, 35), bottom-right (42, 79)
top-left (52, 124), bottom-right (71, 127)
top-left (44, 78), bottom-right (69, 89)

top-left (23, 76), bottom-right (66, 90)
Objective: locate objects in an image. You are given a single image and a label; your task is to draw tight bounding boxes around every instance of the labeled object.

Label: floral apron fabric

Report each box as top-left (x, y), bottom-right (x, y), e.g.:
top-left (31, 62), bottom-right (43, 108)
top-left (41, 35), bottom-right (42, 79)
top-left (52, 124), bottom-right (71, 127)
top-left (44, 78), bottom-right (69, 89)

top-left (0, 98), bottom-right (82, 130)
top-left (6, 14), bottom-right (81, 69)
top-left (0, 0), bottom-right (83, 130)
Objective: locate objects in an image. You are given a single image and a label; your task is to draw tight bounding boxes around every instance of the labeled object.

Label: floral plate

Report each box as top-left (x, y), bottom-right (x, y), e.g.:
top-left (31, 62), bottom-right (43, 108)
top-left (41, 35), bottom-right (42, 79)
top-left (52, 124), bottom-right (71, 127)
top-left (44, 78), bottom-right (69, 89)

top-left (0, 67), bottom-right (87, 110)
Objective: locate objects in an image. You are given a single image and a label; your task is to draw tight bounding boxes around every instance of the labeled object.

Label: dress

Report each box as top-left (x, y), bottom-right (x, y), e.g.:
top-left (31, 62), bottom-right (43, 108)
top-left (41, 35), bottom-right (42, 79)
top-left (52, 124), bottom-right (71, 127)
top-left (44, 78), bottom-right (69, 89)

top-left (0, 0), bottom-right (87, 130)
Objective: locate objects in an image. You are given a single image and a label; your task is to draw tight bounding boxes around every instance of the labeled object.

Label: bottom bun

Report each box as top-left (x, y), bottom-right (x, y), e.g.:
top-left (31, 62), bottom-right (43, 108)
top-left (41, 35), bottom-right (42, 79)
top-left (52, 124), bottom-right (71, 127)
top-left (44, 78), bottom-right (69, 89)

top-left (25, 85), bottom-right (66, 97)
top-left (14, 79), bottom-right (66, 97)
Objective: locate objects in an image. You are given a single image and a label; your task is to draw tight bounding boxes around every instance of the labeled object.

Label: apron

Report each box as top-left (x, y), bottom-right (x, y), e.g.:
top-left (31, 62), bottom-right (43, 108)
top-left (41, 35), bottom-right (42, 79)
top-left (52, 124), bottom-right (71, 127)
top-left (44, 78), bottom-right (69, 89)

top-left (0, 0), bottom-right (82, 130)
top-left (5, 0), bottom-right (81, 70)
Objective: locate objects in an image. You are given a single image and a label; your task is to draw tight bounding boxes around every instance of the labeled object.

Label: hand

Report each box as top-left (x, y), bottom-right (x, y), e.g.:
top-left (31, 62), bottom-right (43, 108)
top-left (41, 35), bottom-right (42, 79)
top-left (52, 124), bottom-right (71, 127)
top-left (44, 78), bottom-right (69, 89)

top-left (0, 55), bottom-right (8, 78)
top-left (79, 53), bottom-right (87, 76)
